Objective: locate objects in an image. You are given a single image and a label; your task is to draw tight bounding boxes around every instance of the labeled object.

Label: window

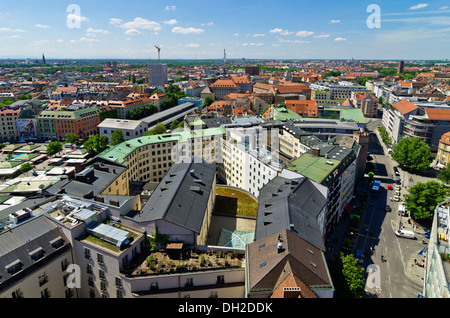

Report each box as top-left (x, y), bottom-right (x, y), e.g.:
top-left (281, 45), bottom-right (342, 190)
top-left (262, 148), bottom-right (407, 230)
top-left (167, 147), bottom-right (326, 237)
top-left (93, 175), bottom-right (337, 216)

top-left (88, 276), bottom-right (94, 287)
top-left (150, 281), bottom-right (159, 290)
top-left (12, 289), bottom-right (23, 298)
top-left (84, 248), bottom-right (91, 259)
top-left (29, 247), bottom-right (45, 261)
top-left (216, 275), bottom-right (225, 285)
top-left (86, 264), bottom-right (93, 275)
top-left (41, 288), bottom-right (50, 298)
top-left (97, 253), bottom-right (104, 265)
top-left (61, 259), bottom-right (69, 271)
top-left (116, 289), bottom-right (123, 298)
top-left (38, 273), bottom-right (48, 287)
top-left (89, 289), bottom-right (95, 298)
top-left (65, 288), bottom-right (74, 298)
top-left (99, 269), bottom-right (105, 280)
top-left (185, 278), bottom-right (194, 287)
top-left (115, 277), bottom-right (122, 288)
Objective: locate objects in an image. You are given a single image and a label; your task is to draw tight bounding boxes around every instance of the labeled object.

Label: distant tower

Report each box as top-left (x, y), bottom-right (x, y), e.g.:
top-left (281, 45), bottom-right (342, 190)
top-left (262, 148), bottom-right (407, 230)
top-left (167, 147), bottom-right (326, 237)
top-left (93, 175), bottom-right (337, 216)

top-left (42, 53), bottom-right (46, 64)
top-left (223, 49), bottom-right (227, 65)
top-left (398, 60), bottom-right (404, 74)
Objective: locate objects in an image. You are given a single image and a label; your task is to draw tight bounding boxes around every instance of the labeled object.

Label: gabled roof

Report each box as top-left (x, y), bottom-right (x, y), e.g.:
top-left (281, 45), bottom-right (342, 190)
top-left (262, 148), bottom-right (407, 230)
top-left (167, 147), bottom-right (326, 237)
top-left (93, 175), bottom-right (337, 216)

top-left (246, 229), bottom-right (332, 297)
top-left (393, 99), bottom-right (419, 115)
top-left (425, 108), bottom-right (450, 121)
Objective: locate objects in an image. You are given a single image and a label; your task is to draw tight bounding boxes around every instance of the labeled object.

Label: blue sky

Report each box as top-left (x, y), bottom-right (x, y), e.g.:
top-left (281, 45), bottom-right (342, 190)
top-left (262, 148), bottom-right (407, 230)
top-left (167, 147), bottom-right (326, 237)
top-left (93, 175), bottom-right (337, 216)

top-left (1, 0), bottom-right (450, 60)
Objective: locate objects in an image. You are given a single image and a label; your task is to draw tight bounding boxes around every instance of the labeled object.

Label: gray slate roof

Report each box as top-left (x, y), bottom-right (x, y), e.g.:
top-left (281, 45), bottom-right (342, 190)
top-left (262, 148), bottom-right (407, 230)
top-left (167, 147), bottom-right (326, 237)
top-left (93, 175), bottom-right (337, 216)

top-left (255, 176), bottom-right (326, 250)
top-left (129, 158), bottom-right (216, 234)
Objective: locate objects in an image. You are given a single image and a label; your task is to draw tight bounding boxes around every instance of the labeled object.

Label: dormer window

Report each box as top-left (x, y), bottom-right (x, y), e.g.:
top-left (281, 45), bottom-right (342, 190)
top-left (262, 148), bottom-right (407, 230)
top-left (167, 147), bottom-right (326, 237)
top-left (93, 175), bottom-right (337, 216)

top-left (29, 247), bottom-right (45, 261)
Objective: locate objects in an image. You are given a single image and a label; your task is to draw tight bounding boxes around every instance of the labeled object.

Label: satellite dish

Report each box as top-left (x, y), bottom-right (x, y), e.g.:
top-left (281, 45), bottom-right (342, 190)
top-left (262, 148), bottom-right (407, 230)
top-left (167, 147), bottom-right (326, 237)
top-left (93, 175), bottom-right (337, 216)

top-left (39, 184), bottom-right (45, 190)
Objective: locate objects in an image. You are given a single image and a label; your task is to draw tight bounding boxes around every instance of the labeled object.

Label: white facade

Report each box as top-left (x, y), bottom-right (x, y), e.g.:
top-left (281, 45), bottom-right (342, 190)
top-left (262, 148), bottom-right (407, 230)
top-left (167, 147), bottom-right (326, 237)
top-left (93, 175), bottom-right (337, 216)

top-left (98, 119), bottom-right (148, 142)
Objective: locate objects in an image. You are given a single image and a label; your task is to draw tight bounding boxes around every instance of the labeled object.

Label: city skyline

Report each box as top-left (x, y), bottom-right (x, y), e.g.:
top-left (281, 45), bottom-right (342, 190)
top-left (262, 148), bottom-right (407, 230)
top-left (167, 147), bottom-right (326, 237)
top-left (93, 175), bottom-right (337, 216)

top-left (1, 1), bottom-right (450, 60)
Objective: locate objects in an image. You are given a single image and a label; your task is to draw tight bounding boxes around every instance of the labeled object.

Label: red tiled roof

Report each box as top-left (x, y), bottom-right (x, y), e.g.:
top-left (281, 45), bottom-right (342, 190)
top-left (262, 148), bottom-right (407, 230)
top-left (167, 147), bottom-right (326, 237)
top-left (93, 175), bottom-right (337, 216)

top-left (393, 99), bottom-right (418, 115)
top-left (425, 108), bottom-right (450, 121)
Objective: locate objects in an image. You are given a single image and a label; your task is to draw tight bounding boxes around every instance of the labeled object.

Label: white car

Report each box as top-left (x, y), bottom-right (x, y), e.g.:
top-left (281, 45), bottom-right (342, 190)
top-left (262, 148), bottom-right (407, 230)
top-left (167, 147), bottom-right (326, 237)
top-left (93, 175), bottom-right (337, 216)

top-left (394, 190), bottom-right (401, 196)
top-left (394, 185), bottom-right (401, 191)
top-left (393, 196), bottom-right (400, 202)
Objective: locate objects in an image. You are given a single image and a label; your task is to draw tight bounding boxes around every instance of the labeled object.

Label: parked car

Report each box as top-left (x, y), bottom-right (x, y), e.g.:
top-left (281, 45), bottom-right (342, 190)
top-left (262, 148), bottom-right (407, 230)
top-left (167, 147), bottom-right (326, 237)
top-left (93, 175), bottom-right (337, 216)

top-left (385, 205), bottom-right (392, 212)
top-left (393, 195), bottom-right (400, 202)
top-left (395, 176), bottom-right (401, 185)
top-left (394, 185), bottom-right (401, 191)
top-left (395, 230), bottom-right (416, 239)
top-left (395, 190), bottom-right (401, 196)
top-left (387, 185), bottom-right (393, 190)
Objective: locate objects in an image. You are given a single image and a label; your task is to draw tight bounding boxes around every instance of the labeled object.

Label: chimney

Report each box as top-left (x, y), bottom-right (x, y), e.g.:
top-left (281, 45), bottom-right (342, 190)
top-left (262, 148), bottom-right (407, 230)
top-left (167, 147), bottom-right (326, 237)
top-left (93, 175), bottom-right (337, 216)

top-left (311, 148), bottom-right (320, 157)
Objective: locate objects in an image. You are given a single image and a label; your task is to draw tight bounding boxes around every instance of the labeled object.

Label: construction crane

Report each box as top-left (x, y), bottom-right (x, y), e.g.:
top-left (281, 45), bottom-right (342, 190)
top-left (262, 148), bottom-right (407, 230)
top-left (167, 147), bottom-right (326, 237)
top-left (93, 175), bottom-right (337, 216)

top-left (155, 45), bottom-right (161, 64)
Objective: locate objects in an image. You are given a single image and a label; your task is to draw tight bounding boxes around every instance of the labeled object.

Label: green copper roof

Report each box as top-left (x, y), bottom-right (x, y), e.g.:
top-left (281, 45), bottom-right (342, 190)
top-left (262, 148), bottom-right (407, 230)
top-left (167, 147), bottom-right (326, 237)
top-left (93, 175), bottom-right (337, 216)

top-left (97, 127), bottom-right (225, 164)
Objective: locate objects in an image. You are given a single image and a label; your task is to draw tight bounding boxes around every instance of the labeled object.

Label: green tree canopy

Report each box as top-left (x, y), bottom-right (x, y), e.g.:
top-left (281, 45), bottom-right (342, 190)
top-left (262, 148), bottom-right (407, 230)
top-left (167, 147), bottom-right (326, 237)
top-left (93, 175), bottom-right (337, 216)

top-left (46, 141), bottom-right (63, 156)
top-left (19, 162), bottom-right (34, 174)
top-left (404, 181), bottom-right (449, 221)
top-left (110, 129), bottom-right (125, 146)
top-left (391, 137), bottom-right (433, 172)
top-left (340, 253), bottom-right (366, 298)
top-left (145, 123), bottom-right (167, 136)
top-left (437, 164), bottom-right (450, 185)
top-left (83, 134), bottom-right (109, 155)
top-left (65, 133), bottom-right (79, 144)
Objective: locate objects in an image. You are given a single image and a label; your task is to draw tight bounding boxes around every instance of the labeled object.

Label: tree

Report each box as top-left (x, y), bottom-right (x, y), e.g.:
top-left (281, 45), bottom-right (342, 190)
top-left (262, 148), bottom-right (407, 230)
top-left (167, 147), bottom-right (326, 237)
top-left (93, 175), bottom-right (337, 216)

top-left (110, 129), bottom-right (125, 146)
top-left (65, 133), bottom-right (79, 145)
top-left (391, 137), bottom-right (433, 172)
top-left (145, 123), bottom-right (167, 136)
top-left (83, 134), bottom-right (109, 155)
top-left (46, 141), bottom-right (63, 156)
top-left (340, 253), bottom-right (366, 298)
top-left (404, 181), bottom-right (449, 221)
top-left (20, 162), bottom-right (34, 175)
top-left (204, 96), bottom-right (215, 107)
top-left (437, 164), bottom-right (450, 185)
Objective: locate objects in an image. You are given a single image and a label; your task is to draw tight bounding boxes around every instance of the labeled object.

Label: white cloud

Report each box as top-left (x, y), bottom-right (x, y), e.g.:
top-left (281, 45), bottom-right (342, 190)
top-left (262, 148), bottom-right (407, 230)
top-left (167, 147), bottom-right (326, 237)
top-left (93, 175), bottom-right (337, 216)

top-left (165, 5), bottom-right (176, 10)
top-left (172, 26), bottom-right (204, 34)
top-left (201, 22), bottom-right (214, 26)
top-left (296, 30), bottom-right (314, 37)
top-left (440, 6), bottom-right (449, 10)
top-left (233, 33), bottom-right (239, 36)
top-left (185, 43), bottom-right (201, 47)
top-left (163, 19), bottom-right (178, 25)
top-left (80, 37), bottom-right (100, 42)
top-left (86, 28), bottom-right (109, 34)
top-left (242, 42), bottom-right (264, 46)
top-left (334, 37), bottom-right (347, 41)
top-left (69, 40), bottom-right (77, 44)
top-left (278, 38), bottom-right (311, 44)
top-left (314, 34), bottom-right (330, 38)
top-left (120, 17), bottom-right (161, 32)
top-left (35, 24), bottom-right (50, 29)
top-left (124, 29), bottom-right (141, 35)
top-left (0, 27), bottom-right (26, 33)
top-left (269, 28), bottom-right (293, 35)
top-left (7, 35), bottom-right (21, 39)
top-left (253, 33), bottom-right (265, 37)
top-left (109, 18), bottom-right (122, 25)
top-left (56, 39), bottom-right (65, 43)
top-left (330, 19), bottom-right (341, 23)
top-left (410, 3), bottom-right (428, 10)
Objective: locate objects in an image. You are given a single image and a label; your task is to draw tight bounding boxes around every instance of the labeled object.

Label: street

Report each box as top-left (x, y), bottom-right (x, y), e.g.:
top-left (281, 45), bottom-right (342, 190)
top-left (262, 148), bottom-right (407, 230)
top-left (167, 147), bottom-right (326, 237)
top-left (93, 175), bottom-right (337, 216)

top-left (354, 120), bottom-right (430, 298)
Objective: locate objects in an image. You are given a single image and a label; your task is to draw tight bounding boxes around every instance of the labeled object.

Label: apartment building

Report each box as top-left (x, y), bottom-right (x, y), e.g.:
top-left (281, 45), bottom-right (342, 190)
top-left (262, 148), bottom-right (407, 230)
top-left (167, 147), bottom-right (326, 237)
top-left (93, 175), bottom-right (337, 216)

top-left (209, 79), bottom-right (240, 98)
top-left (382, 99), bottom-right (424, 145)
top-left (98, 118), bottom-right (148, 142)
top-left (107, 95), bottom-right (151, 119)
top-left (96, 127), bottom-right (225, 183)
top-left (0, 108), bottom-right (20, 142)
top-left (37, 106), bottom-right (101, 141)
top-left (329, 84), bottom-right (368, 100)
top-left (282, 144), bottom-right (357, 236)
top-left (423, 200), bottom-right (449, 298)
top-left (436, 131), bottom-right (450, 167)
top-left (403, 108), bottom-right (450, 151)
top-left (0, 215), bottom-right (75, 298)
top-left (351, 92), bottom-right (379, 117)
top-left (285, 100), bottom-right (318, 118)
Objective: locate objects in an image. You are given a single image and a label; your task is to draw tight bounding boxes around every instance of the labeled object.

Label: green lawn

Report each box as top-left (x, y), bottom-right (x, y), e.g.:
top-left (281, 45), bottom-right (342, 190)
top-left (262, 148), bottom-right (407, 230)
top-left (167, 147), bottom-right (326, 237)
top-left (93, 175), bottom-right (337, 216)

top-left (214, 187), bottom-right (258, 217)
